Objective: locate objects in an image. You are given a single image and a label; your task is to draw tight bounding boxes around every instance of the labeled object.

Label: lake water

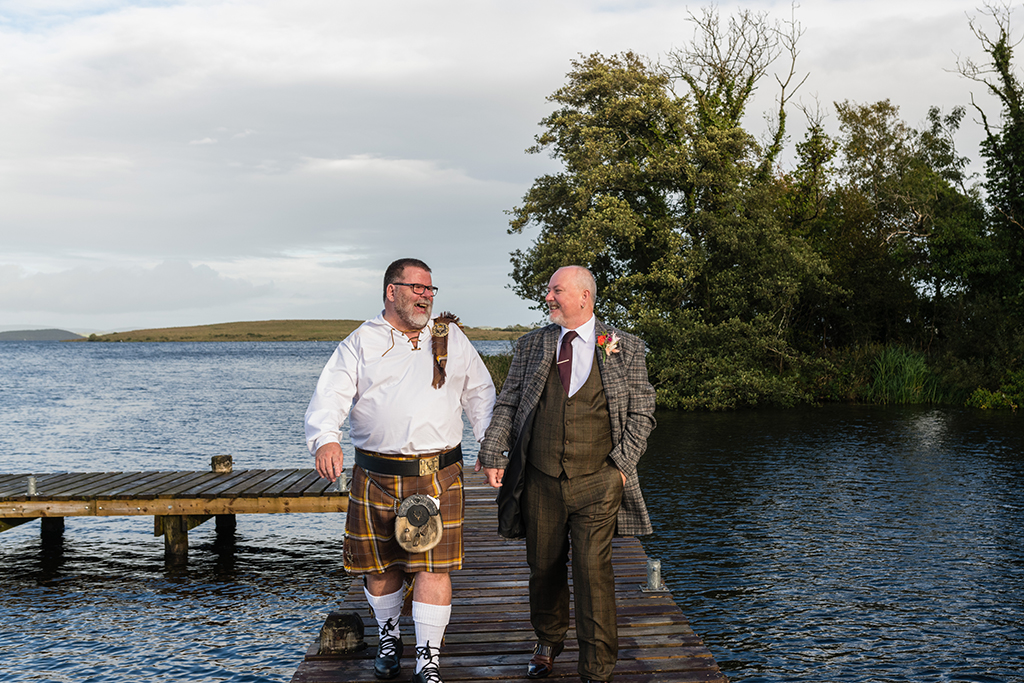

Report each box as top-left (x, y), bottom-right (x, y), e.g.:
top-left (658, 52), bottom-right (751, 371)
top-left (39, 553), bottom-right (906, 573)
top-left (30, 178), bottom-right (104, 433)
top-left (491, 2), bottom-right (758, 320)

top-left (1, 341), bottom-right (1022, 682)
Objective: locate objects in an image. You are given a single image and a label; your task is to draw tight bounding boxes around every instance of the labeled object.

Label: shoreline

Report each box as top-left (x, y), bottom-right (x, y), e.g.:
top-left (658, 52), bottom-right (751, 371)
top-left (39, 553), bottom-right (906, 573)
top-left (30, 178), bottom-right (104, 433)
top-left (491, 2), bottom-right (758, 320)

top-left (69, 319), bottom-right (531, 343)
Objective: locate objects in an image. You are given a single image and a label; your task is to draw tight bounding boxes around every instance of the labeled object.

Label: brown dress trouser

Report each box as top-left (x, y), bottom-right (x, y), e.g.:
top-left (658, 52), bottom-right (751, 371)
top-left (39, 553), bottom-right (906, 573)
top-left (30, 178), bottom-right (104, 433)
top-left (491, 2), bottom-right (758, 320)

top-left (522, 461), bottom-right (624, 681)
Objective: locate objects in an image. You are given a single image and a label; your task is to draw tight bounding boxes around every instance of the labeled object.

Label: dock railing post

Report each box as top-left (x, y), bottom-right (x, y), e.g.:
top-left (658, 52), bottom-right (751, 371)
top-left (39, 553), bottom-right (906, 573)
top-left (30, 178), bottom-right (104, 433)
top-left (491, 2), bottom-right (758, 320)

top-left (212, 455), bottom-right (236, 534)
top-left (641, 558), bottom-right (668, 592)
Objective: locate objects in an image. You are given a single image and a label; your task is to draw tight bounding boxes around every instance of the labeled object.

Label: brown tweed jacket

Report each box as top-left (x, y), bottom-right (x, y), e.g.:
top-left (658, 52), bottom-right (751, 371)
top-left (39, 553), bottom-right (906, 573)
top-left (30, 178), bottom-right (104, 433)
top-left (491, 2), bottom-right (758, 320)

top-left (478, 320), bottom-right (656, 536)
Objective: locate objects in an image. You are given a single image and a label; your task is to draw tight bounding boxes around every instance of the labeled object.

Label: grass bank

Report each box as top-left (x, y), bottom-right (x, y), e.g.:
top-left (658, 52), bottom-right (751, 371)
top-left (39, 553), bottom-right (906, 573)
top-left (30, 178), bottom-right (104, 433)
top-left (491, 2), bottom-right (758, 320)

top-left (83, 320), bottom-right (530, 343)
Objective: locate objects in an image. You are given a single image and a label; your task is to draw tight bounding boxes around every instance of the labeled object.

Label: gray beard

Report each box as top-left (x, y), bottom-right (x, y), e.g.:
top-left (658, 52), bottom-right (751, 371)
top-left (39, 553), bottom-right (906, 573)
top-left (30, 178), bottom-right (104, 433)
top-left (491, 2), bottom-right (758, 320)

top-left (397, 301), bottom-right (432, 330)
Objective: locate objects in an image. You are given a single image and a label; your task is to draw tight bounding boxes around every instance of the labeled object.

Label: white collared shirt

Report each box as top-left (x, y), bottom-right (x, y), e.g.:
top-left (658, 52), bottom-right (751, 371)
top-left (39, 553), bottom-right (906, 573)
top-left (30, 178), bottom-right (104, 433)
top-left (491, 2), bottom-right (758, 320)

top-left (304, 313), bottom-right (496, 456)
top-left (558, 315), bottom-right (597, 397)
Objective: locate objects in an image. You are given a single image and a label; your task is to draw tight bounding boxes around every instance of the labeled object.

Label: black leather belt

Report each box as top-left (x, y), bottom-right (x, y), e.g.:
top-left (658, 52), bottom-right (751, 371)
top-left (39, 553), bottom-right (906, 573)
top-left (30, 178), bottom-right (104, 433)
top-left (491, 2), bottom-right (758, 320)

top-left (355, 445), bottom-right (462, 477)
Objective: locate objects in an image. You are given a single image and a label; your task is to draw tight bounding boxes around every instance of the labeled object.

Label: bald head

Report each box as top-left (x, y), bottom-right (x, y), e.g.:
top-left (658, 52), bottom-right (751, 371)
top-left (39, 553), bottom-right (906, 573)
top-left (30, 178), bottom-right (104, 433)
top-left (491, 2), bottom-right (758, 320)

top-left (545, 265), bottom-right (596, 330)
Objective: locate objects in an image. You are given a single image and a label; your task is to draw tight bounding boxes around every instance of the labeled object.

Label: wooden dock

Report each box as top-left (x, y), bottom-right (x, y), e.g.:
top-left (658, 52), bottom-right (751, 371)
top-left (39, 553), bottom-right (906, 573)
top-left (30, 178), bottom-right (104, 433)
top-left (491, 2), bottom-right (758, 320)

top-left (291, 484), bottom-right (728, 683)
top-left (0, 456), bottom-right (347, 560)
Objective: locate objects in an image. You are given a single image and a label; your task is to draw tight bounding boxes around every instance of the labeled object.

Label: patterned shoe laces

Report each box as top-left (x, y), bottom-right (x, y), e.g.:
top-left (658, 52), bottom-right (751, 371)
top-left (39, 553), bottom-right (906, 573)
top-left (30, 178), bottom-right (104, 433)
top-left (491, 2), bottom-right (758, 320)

top-left (378, 618), bottom-right (400, 657)
top-left (416, 642), bottom-right (442, 683)
top-left (416, 663), bottom-right (442, 683)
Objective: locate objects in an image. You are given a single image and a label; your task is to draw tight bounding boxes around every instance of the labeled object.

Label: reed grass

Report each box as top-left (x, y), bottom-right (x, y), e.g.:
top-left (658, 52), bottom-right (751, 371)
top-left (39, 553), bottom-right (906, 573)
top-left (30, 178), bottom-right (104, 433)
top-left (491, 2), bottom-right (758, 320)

top-left (866, 346), bottom-right (944, 405)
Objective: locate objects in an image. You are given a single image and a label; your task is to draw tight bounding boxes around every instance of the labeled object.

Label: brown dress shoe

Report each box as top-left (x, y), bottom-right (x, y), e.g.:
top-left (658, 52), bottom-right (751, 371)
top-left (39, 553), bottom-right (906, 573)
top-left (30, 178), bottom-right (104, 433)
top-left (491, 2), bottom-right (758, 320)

top-left (527, 643), bottom-right (557, 679)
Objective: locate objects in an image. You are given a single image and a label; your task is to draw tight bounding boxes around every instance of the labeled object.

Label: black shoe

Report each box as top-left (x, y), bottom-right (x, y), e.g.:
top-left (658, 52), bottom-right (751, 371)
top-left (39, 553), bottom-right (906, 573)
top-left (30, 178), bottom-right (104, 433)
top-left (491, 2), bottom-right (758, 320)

top-left (527, 643), bottom-right (557, 679)
top-left (373, 633), bottom-right (403, 680)
top-left (412, 664), bottom-right (443, 683)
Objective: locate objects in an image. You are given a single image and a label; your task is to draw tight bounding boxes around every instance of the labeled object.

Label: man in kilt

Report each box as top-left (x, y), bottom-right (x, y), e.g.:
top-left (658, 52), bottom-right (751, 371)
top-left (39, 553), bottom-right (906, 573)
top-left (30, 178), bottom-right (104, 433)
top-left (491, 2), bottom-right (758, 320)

top-left (305, 258), bottom-right (495, 683)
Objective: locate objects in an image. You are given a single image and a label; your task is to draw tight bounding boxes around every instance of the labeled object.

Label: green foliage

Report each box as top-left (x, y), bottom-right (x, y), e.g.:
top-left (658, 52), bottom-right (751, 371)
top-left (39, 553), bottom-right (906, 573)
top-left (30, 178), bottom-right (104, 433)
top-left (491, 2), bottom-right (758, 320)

top-left (1002, 369), bottom-right (1024, 402)
top-left (957, 5), bottom-right (1024, 357)
top-left (811, 345), bottom-right (882, 403)
top-left (480, 353), bottom-right (512, 395)
top-left (508, 43), bottom-right (835, 410)
top-left (966, 388), bottom-right (1018, 410)
top-left (646, 314), bottom-right (826, 410)
top-left (866, 346), bottom-right (944, 405)
top-left (967, 368), bottom-right (1024, 410)
top-left (502, 6), bottom-right (1023, 410)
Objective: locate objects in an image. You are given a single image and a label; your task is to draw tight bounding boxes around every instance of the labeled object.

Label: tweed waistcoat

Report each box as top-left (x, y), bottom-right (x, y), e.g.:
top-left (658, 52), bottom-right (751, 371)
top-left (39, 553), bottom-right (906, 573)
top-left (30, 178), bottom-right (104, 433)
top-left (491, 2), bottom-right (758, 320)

top-left (528, 351), bottom-right (613, 478)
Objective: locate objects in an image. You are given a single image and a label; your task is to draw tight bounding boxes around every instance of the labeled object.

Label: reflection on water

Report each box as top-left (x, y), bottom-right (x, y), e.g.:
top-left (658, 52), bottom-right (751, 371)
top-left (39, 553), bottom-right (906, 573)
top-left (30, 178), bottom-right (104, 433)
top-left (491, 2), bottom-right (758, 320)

top-left (639, 406), bottom-right (1024, 683)
top-left (1, 514), bottom-right (353, 682)
top-left (1, 343), bottom-right (1023, 682)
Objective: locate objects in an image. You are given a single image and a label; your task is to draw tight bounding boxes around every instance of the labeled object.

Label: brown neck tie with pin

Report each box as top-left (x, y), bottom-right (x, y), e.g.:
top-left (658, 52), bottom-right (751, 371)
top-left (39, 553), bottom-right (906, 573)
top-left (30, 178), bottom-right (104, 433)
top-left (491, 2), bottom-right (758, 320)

top-left (557, 330), bottom-right (577, 394)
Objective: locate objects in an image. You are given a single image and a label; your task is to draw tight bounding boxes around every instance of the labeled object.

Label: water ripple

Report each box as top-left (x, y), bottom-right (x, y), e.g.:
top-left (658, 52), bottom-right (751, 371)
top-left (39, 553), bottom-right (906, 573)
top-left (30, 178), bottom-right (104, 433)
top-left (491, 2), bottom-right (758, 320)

top-left (2, 345), bottom-right (1023, 682)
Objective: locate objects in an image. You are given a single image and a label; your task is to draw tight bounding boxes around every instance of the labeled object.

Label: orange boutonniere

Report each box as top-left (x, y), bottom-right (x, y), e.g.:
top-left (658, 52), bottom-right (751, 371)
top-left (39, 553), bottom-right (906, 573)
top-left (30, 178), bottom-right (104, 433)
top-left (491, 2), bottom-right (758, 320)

top-left (597, 332), bottom-right (621, 357)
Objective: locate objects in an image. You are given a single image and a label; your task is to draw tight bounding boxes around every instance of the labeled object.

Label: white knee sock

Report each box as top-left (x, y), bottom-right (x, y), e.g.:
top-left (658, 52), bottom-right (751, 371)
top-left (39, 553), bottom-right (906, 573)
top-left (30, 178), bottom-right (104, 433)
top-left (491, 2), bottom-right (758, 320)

top-left (412, 601), bottom-right (451, 673)
top-left (365, 586), bottom-right (404, 640)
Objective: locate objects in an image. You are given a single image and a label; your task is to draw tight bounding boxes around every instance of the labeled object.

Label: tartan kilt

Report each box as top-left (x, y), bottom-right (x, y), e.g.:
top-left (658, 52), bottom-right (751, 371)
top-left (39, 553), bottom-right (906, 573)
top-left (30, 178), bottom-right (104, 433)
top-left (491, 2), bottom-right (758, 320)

top-left (343, 459), bottom-right (464, 575)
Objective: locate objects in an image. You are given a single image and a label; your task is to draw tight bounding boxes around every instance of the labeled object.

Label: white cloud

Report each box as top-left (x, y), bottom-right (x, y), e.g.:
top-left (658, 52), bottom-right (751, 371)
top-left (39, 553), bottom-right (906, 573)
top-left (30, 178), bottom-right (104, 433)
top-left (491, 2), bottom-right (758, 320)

top-left (0, 260), bottom-right (271, 314)
top-left (0, 0), bottom-right (1001, 331)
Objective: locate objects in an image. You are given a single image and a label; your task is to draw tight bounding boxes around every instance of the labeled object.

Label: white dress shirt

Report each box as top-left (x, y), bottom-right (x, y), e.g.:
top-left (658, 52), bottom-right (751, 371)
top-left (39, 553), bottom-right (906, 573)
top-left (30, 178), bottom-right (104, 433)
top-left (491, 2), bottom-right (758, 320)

top-left (558, 315), bottom-right (597, 397)
top-left (304, 313), bottom-right (496, 456)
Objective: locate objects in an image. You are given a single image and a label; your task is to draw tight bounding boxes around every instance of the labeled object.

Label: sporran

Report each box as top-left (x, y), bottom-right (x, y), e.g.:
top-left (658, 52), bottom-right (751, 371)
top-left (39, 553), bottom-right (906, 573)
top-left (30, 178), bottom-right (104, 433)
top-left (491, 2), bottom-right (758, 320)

top-left (395, 493), bottom-right (443, 552)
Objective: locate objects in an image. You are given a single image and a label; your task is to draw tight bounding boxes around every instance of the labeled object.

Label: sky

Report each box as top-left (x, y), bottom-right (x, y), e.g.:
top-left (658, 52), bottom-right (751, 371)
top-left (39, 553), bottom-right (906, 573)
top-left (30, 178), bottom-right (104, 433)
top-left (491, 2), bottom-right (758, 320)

top-left (0, 0), bottom-right (1006, 333)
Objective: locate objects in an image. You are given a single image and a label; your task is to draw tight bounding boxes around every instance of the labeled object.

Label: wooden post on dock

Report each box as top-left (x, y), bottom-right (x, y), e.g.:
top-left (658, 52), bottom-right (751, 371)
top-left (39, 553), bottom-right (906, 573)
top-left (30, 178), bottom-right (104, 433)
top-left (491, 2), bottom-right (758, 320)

top-left (211, 455), bottom-right (236, 533)
top-left (157, 456), bottom-right (234, 562)
top-left (41, 517), bottom-right (65, 538)
top-left (161, 514), bottom-right (188, 561)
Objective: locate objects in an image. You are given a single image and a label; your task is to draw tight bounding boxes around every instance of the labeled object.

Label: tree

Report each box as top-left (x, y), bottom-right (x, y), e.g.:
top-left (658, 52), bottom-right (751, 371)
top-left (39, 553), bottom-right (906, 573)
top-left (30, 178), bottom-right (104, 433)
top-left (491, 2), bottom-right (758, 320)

top-left (507, 51), bottom-right (695, 328)
top-left (951, 2), bottom-right (1024, 374)
top-left (508, 17), bottom-right (833, 409)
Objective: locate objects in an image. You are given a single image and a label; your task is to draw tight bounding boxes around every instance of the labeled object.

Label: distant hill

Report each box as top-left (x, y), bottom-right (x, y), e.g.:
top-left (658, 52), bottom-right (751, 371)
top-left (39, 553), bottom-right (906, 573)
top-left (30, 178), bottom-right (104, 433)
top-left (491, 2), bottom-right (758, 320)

top-left (0, 328), bottom-right (84, 341)
top-left (79, 320), bottom-right (530, 343)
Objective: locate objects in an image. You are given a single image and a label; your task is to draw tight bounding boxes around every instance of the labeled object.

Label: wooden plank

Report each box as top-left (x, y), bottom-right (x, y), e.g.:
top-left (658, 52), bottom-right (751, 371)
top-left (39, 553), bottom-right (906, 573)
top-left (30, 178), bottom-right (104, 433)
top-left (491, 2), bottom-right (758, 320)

top-left (50, 471), bottom-right (154, 498)
top-left (282, 469), bottom-right (333, 496)
top-left (218, 469), bottom-right (286, 497)
top-left (27, 471), bottom-right (116, 498)
top-left (0, 474), bottom-right (34, 497)
top-left (230, 468), bottom-right (297, 497)
top-left (289, 485), bottom-right (727, 683)
top-left (249, 471), bottom-right (317, 497)
top-left (89, 495), bottom-right (348, 516)
top-left (194, 469), bottom-right (273, 498)
top-left (171, 470), bottom-right (253, 497)
top-left (134, 471), bottom-right (219, 498)
top-left (93, 470), bottom-right (192, 498)
top-left (0, 500), bottom-right (94, 517)
top-left (303, 473), bottom-right (347, 496)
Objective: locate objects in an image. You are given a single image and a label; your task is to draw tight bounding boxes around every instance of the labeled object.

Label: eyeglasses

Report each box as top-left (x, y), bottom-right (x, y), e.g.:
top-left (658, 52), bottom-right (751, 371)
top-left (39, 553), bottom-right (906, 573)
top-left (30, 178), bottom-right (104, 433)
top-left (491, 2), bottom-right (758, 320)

top-left (392, 282), bottom-right (439, 296)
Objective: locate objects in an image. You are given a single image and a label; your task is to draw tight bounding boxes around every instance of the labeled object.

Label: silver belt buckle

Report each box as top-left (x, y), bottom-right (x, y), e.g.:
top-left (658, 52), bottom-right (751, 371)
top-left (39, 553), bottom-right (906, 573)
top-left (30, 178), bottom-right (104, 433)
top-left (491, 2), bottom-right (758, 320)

top-left (418, 455), bottom-right (440, 476)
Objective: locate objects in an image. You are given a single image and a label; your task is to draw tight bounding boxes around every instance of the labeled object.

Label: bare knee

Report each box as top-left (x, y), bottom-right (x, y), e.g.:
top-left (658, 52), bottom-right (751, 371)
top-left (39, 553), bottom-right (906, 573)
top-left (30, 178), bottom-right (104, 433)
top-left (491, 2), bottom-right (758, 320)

top-left (365, 569), bottom-right (406, 596)
top-left (412, 571), bottom-right (452, 605)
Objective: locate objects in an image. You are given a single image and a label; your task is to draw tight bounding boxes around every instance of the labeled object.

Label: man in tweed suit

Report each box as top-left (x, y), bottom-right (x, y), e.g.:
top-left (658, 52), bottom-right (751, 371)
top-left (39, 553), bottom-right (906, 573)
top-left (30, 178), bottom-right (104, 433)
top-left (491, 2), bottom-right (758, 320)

top-left (476, 265), bottom-right (656, 683)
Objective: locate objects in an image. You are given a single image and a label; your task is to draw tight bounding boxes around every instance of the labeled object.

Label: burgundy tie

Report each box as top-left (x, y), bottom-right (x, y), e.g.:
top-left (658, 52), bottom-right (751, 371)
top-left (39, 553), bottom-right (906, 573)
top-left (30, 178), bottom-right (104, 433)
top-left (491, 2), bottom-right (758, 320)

top-left (557, 330), bottom-right (577, 394)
